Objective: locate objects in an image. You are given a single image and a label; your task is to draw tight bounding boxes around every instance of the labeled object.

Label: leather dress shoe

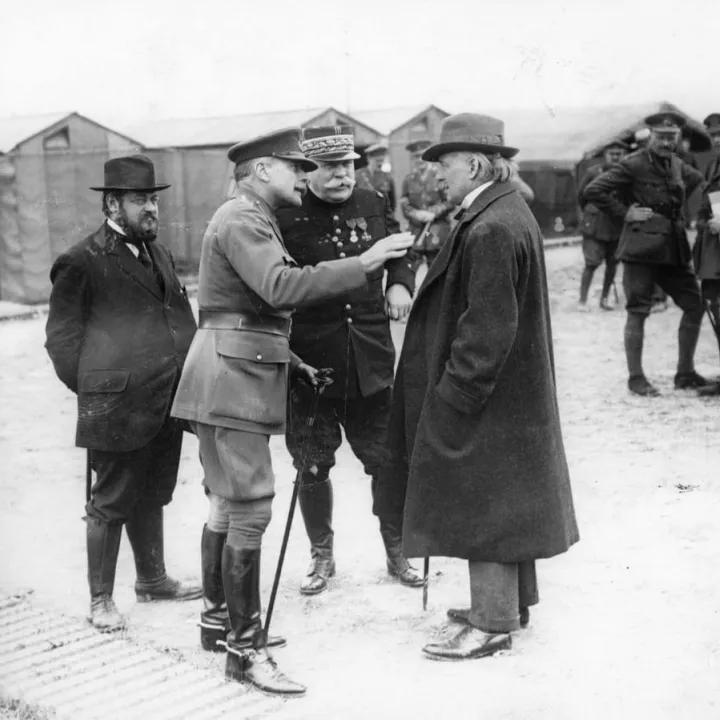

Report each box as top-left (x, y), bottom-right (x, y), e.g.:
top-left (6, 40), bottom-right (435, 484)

top-left (628, 375), bottom-right (660, 397)
top-left (387, 557), bottom-right (424, 587)
top-left (698, 381), bottom-right (720, 397)
top-left (299, 556), bottom-right (335, 596)
top-left (423, 626), bottom-right (511, 661)
top-left (674, 371), bottom-right (709, 390)
top-left (89, 594), bottom-right (125, 632)
top-left (599, 297), bottom-right (615, 311)
top-left (135, 576), bottom-right (203, 602)
top-left (447, 606), bottom-right (530, 629)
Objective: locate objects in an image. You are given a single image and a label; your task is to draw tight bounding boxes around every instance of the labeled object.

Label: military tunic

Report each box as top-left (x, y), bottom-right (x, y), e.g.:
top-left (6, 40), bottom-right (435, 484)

top-left (277, 187), bottom-right (414, 476)
top-left (578, 163), bottom-right (624, 266)
top-left (400, 164), bottom-right (455, 257)
top-left (355, 167), bottom-right (396, 211)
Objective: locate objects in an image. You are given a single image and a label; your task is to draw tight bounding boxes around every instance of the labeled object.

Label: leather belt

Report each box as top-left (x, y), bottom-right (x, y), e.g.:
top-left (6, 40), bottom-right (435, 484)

top-left (198, 310), bottom-right (291, 336)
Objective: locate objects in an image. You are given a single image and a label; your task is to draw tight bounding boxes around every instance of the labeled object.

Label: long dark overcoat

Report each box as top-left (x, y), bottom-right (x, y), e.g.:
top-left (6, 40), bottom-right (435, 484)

top-left (375, 182), bottom-right (579, 562)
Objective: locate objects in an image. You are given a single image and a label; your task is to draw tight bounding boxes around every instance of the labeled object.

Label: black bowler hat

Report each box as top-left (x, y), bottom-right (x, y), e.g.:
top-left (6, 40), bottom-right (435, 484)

top-left (422, 113), bottom-right (519, 161)
top-left (227, 127), bottom-right (317, 172)
top-left (644, 111), bottom-right (686, 133)
top-left (704, 113), bottom-right (720, 134)
top-left (90, 154), bottom-right (170, 192)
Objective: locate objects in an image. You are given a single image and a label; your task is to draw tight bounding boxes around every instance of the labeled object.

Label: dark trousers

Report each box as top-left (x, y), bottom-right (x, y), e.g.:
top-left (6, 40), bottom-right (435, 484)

top-left (623, 262), bottom-right (703, 316)
top-left (87, 416), bottom-right (183, 524)
top-left (286, 386), bottom-right (392, 481)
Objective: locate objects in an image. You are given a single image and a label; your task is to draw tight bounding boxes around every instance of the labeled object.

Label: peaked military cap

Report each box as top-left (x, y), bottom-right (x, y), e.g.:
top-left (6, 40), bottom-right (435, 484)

top-left (422, 113), bottom-right (519, 161)
top-left (90, 154), bottom-right (170, 192)
top-left (227, 127), bottom-right (317, 172)
top-left (365, 143), bottom-right (388, 156)
top-left (704, 113), bottom-right (720, 133)
top-left (602, 139), bottom-right (630, 152)
top-left (406, 139), bottom-right (432, 153)
top-left (300, 126), bottom-right (361, 162)
top-left (644, 111), bottom-right (686, 133)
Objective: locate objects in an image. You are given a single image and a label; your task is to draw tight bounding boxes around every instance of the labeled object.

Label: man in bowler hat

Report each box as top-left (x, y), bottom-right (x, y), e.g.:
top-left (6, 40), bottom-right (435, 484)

top-left (171, 127), bottom-right (413, 695)
top-left (276, 126), bottom-right (422, 598)
top-left (45, 155), bottom-right (201, 632)
top-left (375, 114), bottom-right (579, 661)
top-left (584, 111), bottom-right (707, 396)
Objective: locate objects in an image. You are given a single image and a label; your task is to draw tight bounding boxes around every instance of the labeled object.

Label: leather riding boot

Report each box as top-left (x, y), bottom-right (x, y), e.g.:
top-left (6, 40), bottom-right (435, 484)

top-left (676, 308), bottom-right (706, 384)
top-left (125, 503), bottom-right (202, 602)
top-left (378, 515), bottom-right (423, 588)
top-left (200, 525), bottom-right (228, 652)
top-left (86, 518), bottom-right (125, 631)
top-left (625, 313), bottom-right (659, 395)
top-left (579, 265), bottom-right (595, 305)
top-left (298, 471), bottom-right (335, 595)
top-left (223, 545), bottom-right (304, 696)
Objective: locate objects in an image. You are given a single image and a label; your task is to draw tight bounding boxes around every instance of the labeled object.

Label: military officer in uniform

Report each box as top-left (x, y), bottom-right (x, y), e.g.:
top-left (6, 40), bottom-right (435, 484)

top-left (577, 139), bottom-right (629, 311)
top-left (693, 113), bottom-right (720, 395)
top-left (401, 139), bottom-right (456, 267)
top-left (584, 111), bottom-right (707, 397)
top-left (171, 127), bottom-right (413, 696)
top-left (45, 155), bottom-right (201, 632)
top-left (355, 143), bottom-right (396, 210)
top-left (276, 126), bottom-right (423, 597)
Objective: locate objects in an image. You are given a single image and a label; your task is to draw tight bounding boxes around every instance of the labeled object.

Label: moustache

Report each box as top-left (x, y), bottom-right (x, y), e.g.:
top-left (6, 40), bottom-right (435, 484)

top-left (324, 178), bottom-right (354, 190)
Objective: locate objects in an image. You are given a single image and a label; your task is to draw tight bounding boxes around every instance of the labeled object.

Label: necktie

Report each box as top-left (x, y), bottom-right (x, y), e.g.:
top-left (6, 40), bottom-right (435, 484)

top-left (136, 242), bottom-right (153, 273)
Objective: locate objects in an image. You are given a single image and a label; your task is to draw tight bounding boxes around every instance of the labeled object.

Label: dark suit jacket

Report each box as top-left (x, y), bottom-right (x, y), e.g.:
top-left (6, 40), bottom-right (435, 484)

top-left (277, 187), bottom-right (414, 399)
top-left (45, 223), bottom-right (197, 452)
top-left (377, 182), bottom-right (579, 562)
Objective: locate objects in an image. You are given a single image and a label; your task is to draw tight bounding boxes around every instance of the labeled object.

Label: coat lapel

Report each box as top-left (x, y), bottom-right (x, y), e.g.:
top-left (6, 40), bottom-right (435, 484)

top-left (147, 241), bottom-right (175, 304)
top-left (103, 224), bottom-right (164, 301)
top-left (414, 182), bottom-right (516, 304)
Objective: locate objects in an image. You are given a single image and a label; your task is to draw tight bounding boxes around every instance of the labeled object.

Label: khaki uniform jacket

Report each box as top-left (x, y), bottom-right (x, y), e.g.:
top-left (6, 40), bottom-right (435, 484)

top-left (171, 184), bottom-right (367, 434)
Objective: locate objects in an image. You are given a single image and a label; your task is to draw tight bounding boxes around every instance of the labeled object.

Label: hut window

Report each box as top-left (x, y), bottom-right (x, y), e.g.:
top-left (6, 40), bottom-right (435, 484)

top-left (43, 127), bottom-right (70, 151)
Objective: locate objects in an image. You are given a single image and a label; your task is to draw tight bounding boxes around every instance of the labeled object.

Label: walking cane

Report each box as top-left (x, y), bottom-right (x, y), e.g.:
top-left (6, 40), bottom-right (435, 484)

top-left (703, 298), bottom-right (720, 357)
top-left (422, 557), bottom-right (430, 611)
top-left (265, 370), bottom-right (333, 635)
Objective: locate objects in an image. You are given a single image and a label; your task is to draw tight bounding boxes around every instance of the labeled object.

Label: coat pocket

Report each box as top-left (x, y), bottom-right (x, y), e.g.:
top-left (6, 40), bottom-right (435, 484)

top-left (78, 370), bottom-right (130, 419)
top-left (618, 215), bottom-right (672, 262)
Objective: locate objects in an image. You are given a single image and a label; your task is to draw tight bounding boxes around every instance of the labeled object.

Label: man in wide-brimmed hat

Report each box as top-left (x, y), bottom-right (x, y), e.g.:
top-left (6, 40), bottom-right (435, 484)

top-left (584, 111), bottom-right (708, 397)
top-left (45, 154), bottom-right (202, 633)
top-left (356, 142), bottom-right (396, 209)
top-left (171, 127), bottom-right (413, 696)
top-left (276, 125), bottom-right (421, 600)
top-left (577, 138), bottom-right (630, 311)
top-left (374, 113), bottom-right (579, 662)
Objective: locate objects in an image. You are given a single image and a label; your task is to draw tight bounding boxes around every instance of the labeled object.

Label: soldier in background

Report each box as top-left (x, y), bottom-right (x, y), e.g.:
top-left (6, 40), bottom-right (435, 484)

top-left (583, 111), bottom-right (707, 397)
top-left (355, 143), bottom-right (396, 210)
top-left (693, 113), bottom-right (720, 396)
top-left (400, 139), bottom-right (456, 267)
top-left (577, 139), bottom-right (629, 311)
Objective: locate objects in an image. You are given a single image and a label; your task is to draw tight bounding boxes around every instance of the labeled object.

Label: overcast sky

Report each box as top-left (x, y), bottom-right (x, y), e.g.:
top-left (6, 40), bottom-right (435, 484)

top-left (2, 0), bottom-right (718, 129)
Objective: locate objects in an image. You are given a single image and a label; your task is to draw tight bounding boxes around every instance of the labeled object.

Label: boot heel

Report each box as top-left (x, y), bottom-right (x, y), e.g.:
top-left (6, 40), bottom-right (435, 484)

top-left (225, 648), bottom-right (249, 682)
top-left (200, 624), bottom-right (227, 653)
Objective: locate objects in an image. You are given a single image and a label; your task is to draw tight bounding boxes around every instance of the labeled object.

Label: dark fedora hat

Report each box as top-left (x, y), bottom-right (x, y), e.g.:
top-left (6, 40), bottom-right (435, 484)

top-left (301, 126), bottom-right (361, 162)
top-left (90, 154), bottom-right (170, 192)
top-left (422, 114), bottom-right (518, 161)
top-left (228, 127), bottom-right (317, 172)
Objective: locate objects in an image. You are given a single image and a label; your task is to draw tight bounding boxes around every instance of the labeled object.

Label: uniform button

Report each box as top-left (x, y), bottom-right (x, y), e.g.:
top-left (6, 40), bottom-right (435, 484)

top-left (333, 215), bottom-right (340, 222)
top-left (345, 304), bottom-right (352, 310)
top-left (335, 228), bottom-right (342, 235)
top-left (337, 242), bottom-right (343, 248)
top-left (347, 318), bottom-right (353, 325)
top-left (256, 354), bottom-right (263, 360)
top-left (339, 252), bottom-right (346, 258)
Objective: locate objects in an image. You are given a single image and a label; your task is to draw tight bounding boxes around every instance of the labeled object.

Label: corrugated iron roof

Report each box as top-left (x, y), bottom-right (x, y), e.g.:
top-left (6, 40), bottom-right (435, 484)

top-left (124, 107), bottom-right (335, 149)
top-left (0, 111), bottom-right (73, 154)
top-left (351, 105), bottom-right (447, 136)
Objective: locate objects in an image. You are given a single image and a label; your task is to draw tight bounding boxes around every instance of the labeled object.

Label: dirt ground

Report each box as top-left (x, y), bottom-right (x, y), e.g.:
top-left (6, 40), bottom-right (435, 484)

top-left (1, 245), bottom-right (720, 719)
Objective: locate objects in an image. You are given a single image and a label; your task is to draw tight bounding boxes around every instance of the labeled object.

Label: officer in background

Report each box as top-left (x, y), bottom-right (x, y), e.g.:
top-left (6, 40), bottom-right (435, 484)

top-left (355, 143), bottom-right (396, 210)
top-left (584, 111), bottom-right (707, 397)
top-left (400, 139), bottom-right (455, 267)
top-left (577, 139), bottom-right (629, 311)
top-left (693, 113), bottom-right (720, 395)
top-left (277, 126), bottom-right (423, 597)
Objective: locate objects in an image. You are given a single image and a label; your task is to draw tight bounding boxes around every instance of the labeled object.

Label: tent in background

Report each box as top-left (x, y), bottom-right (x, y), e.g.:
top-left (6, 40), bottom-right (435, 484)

top-left (0, 112), bottom-right (141, 303)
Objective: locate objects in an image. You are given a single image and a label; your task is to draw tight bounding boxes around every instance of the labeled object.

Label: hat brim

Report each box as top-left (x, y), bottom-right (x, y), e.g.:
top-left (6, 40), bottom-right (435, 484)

top-left (89, 184), bottom-right (171, 192)
top-left (304, 151), bottom-right (361, 163)
top-left (273, 153), bottom-right (318, 172)
top-left (422, 141), bottom-right (519, 161)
